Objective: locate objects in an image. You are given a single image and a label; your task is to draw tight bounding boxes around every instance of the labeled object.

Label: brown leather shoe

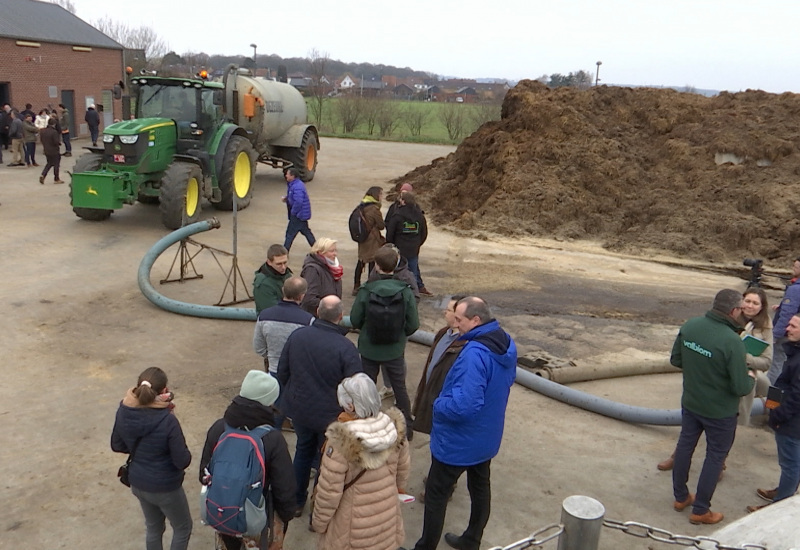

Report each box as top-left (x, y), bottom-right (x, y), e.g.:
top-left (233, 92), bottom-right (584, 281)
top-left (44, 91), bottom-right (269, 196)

top-left (746, 504), bottom-right (769, 513)
top-left (757, 488), bottom-right (777, 502)
top-left (689, 510), bottom-right (723, 525)
top-left (657, 456), bottom-right (675, 471)
top-left (674, 494), bottom-right (694, 512)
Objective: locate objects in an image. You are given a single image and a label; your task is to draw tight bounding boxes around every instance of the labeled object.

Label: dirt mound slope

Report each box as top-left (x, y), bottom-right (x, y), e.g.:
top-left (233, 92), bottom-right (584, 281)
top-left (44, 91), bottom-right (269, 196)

top-left (395, 81), bottom-right (800, 263)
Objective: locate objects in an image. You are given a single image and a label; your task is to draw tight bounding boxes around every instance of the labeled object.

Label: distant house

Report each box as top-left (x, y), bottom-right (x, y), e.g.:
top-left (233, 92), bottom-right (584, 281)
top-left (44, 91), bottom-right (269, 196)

top-left (426, 85), bottom-right (441, 101)
top-left (0, 0), bottom-right (124, 135)
top-left (339, 74), bottom-right (357, 90)
top-left (393, 83), bottom-right (414, 100)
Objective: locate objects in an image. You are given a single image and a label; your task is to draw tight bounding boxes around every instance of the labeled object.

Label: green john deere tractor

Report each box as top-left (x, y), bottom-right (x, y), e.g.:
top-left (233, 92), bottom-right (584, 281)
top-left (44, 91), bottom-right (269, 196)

top-left (70, 65), bottom-right (319, 229)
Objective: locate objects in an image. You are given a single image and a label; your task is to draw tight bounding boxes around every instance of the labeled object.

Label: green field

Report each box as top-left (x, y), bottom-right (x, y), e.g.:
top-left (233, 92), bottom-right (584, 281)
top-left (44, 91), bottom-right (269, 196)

top-left (307, 97), bottom-right (501, 145)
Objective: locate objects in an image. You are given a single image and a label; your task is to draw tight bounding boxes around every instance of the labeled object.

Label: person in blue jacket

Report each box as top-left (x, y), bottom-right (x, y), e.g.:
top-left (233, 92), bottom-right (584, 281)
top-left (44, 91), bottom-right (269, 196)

top-left (282, 166), bottom-right (316, 251)
top-left (769, 257), bottom-right (800, 384)
top-left (111, 367), bottom-right (193, 550)
top-left (414, 296), bottom-right (517, 550)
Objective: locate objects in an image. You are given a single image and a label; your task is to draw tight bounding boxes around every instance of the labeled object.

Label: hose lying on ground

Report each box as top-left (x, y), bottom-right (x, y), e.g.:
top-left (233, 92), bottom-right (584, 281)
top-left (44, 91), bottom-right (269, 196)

top-left (138, 219), bottom-right (766, 425)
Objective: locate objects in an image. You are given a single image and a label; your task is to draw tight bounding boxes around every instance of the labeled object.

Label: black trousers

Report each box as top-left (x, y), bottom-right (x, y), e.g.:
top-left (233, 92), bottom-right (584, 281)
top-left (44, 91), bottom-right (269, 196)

top-left (414, 457), bottom-right (492, 550)
top-left (361, 355), bottom-right (412, 430)
top-left (353, 260), bottom-right (374, 287)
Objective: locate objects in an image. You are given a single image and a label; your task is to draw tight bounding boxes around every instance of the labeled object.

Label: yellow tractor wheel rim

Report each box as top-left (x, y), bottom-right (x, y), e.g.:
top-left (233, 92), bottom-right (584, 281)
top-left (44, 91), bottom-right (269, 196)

top-left (306, 144), bottom-right (317, 171)
top-left (234, 152), bottom-right (251, 198)
top-left (186, 176), bottom-right (199, 217)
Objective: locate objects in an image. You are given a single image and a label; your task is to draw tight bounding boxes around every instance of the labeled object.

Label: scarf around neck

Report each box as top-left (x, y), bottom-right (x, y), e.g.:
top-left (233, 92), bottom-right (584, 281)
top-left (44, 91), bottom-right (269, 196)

top-left (320, 254), bottom-right (344, 281)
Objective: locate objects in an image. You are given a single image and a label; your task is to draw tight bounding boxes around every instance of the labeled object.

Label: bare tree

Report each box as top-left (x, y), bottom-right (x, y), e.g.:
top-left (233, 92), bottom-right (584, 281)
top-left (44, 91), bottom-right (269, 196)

top-left (361, 97), bottom-right (383, 135)
top-left (182, 51), bottom-right (211, 74)
top-left (402, 104), bottom-right (428, 137)
top-left (335, 94), bottom-right (363, 134)
top-left (438, 102), bottom-right (466, 141)
top-left (93, 17), bottom-right (168, 63)
top-left (376, 99), bottom-right (402, 137)
top-left (307, 48), bottom-right (330, 128)
top-left (50, 0), bottom-right (76, 13)
top-left (468, 101), bottom-right (502, 133)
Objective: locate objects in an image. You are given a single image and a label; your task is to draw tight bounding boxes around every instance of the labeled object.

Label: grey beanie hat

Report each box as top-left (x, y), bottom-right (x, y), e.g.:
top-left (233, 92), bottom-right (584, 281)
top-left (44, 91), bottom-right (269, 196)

top-left (239, 370), bottom-right (280, 407)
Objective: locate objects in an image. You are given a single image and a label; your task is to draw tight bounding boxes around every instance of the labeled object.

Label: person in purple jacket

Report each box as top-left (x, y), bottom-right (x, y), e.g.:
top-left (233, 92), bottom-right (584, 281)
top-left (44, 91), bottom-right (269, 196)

top-left (111, 367), bottom-right (193, 550)
top-left (769, 257), bottom-right (800, 384)
top-left (282, 166), bottom-right (316, 251)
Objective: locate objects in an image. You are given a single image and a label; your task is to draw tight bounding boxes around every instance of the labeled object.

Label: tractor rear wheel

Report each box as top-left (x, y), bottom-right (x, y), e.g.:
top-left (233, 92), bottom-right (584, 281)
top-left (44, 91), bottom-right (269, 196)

top-left (214, 135), bottom-right (254, 211)
top-left (159, 162), bottom-right (203, 229)
top-left (71, 153), bottom-right (112, 221)
top-left (283, 129), bottom-right (318, 182)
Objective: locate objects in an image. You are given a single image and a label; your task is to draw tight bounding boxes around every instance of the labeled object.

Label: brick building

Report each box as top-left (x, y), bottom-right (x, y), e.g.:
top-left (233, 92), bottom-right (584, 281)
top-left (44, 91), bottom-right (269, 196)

top-left (0, 0), bottom-right (123, 137)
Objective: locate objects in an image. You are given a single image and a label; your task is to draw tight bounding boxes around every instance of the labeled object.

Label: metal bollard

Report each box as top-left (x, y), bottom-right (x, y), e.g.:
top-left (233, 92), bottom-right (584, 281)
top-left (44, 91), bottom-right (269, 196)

top-left (557, 495), bottom-right (605, 550)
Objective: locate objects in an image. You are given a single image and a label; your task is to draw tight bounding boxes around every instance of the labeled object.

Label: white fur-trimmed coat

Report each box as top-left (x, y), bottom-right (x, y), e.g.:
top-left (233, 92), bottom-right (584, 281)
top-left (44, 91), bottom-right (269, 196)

top-left (311, 407), bottom-right (410, 550)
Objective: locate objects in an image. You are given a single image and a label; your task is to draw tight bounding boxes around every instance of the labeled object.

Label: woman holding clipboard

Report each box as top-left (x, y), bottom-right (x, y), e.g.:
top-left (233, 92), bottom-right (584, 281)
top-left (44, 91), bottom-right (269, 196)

top-left (738, 288), bottom-right (774, 426)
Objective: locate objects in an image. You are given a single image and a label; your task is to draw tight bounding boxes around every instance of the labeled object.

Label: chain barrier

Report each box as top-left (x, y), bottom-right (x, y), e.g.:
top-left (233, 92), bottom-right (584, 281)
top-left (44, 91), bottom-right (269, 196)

top-left (603, 518), bottom-right (768, 550)
top-left (486, 523), bottom-right (564, 550)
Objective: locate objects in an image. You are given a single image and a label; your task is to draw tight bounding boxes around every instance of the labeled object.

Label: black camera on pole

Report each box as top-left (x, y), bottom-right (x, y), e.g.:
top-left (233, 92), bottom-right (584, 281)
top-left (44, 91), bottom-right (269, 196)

top-left (743, 258), bottom-right (764, 288)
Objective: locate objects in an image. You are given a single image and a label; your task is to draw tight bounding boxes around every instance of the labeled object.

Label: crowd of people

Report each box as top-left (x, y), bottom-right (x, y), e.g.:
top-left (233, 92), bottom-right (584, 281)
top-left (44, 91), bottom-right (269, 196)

top-left (109, 170), bottom-right (799, 549)
top-left (0, 102), bottom-right (75, 184)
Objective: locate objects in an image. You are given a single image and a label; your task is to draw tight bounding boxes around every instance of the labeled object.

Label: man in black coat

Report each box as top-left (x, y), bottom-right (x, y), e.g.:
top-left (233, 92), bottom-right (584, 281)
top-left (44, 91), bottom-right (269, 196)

top-left (200, 370), bottom-right (296, 550)
top-left (85, 104), bottom-right (100, 146)
top-left (277, 295), bottom-right (362, 515)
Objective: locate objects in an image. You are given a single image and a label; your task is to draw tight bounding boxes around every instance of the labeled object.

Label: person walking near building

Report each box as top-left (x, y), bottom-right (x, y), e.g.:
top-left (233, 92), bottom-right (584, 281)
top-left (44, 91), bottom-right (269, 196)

top-left (7, 111), bottom-right (24, 166)
top-left (111, 367), bottom-right (193, 550)
top-left (747, 314), bottom-right (800, 513)
top-left (277, 296), bottom-right (362, 517)
top-left (352, 186), bottom-right (386, 295)
top-left (386, 191), bottom-right (432, 296)
top-left (282, 167), bottom-right (315, 251)
top-left (22, 113), bottom-right (39, 167)
top-left (85, 104), bottom-right (100, 146)
top-left (350, 245), bottom-right (419, 436)
top-left (0, 104), bottom-right (10, 154)
top-left (39, 118), bottom-right (63, 184)
top-left (58, 104), bottom-right (72, 156)
top-left (200, 370), bottom-right (297, 550)
top-left (670, 289), bottom-right (755, 525)
top-left (769, 257), bottom-right (800, 384)
top-left (311, 373), bottom-right (410, 550)
top-left (253, 244), bottom-right (292, 314)
top-left (414, 296), bottom-right (517, 550)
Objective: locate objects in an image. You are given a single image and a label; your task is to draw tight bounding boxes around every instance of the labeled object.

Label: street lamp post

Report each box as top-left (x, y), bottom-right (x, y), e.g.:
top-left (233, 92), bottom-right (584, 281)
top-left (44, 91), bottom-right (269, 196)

top-left (250, 43), bottom-right (257, 72)
top-left (595, 61), bottom-right (602, 86)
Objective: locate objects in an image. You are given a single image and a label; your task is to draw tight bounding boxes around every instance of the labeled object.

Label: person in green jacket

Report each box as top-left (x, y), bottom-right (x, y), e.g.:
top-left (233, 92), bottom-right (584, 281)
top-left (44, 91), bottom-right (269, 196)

top-left (671, 288), bottom-right (756, 526)
top-left (350, 245), bottom-right (419, 438)
top-left (253, 244), bottom-right (292, 313)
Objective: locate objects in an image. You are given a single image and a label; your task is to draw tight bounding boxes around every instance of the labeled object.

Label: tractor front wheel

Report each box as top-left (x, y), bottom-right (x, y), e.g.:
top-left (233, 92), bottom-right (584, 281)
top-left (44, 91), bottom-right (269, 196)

top-left (214, 135), bottom-right (254, 211)
top-left (159, 162), bottom-right (203, 229)
top-left (71, 153), bottom-right (112, 222)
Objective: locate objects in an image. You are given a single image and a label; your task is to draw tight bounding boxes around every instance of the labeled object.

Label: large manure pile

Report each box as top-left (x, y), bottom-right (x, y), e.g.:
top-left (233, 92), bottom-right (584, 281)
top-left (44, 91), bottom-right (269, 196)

top-left (398, 81), bottom-right (800, 263)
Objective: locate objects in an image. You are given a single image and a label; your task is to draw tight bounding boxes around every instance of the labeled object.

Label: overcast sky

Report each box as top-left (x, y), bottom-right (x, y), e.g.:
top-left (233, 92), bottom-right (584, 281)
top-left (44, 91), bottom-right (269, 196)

top-left (72, 0), bottom-right (800, 93)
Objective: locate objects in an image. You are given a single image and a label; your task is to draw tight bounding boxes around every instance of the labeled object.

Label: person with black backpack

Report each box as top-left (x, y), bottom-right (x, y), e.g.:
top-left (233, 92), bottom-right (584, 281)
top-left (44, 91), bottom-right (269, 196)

top-left (349, 186), bottom-right (386, 296)
top-left (350, 246), bottom-right (419, 439)
top-left (200, 370), bottom-right (296, 550)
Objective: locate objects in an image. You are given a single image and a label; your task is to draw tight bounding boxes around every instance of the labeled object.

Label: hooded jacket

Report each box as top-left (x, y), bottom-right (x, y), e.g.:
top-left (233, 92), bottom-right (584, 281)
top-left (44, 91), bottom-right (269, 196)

top-left (385, 203), bottom-right (427, 260)
top-left (253, 262), bottom-right (293, 313)
top-left (670, 309), bottom-right (754, 418)
top-left (312, 408), bottom-right (410, 550)
top-left (110, 392), bottom-right (192, 493)
top-left (300, 253), bottom-right (343, 315)
top-left (773, 279), bottom-right (800, 340)
top-left (199, 396), bottom-right (297, 523)
top-left (277, 320), bottom-right (363, 433)
top-left (367, 255), bottom-right (419, 302)
top-left (431, 320), bottom-right (517, 466)
top-left (768, 341), bottom-right (800, 438)
top-left (286, 177), bottom-right (312, 220)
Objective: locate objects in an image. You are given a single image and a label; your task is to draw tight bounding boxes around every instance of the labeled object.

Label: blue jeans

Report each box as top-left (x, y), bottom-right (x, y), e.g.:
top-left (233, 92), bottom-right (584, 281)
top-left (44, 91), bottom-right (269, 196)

top-left (407, 255), bottom-right (424, 290)
top-left (62, 131), bottom-right (71, 153)
top-left (131, 485), bottom-right (192, 550)
top-left (414, 457), bottom-right (491, 550)
top-left (775, 432), bottom-right (800, 501)
top-left (292, 423), bottom-right (325, 507)
top-left (24, 142), bottom-right (36, 164)
top-left (672, 408), bottom-right (737, 514)
top-left (89, 125), bottom-right (99, 145)
top-left (283, 215), bottom-right (315, 251)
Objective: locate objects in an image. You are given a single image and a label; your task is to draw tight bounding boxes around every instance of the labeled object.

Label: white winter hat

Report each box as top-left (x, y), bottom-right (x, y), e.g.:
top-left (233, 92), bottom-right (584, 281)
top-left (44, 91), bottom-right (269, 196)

top-left (239, 370), bottom-right (280, 407)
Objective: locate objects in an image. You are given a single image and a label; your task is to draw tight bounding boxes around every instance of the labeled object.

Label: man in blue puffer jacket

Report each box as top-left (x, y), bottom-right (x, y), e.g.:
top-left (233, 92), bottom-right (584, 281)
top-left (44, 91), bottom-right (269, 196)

top-left (414, 296), bottom-right (517, 550)
top-left (282, 167), bottom-right (316, 251)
